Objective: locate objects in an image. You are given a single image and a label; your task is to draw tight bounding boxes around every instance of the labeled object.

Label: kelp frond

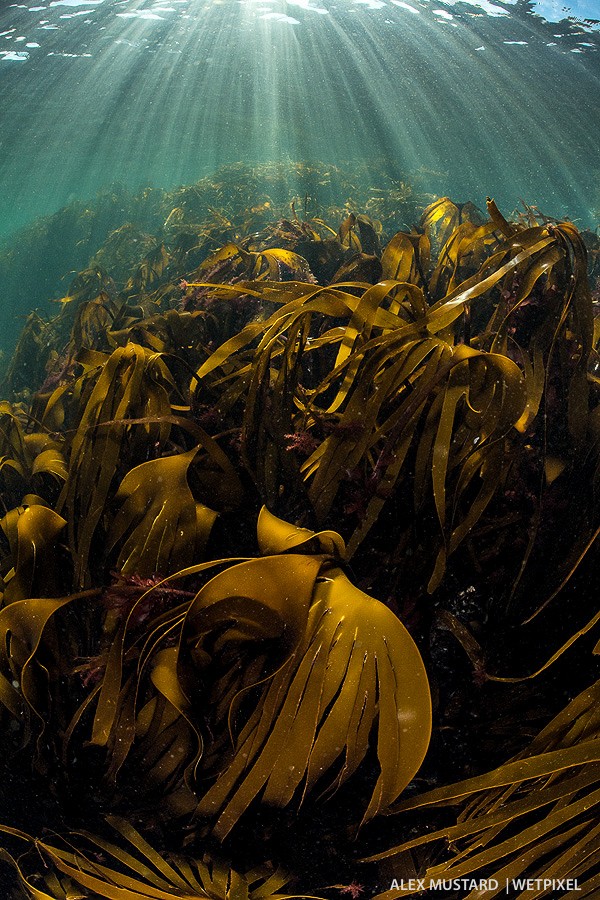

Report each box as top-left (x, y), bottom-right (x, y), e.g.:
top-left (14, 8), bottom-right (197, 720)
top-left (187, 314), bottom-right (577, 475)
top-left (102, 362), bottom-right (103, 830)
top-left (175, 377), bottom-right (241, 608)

top-left (365, 678), bottom-right (600, 898)
top-left (1, 817), bottom-right (310, 900)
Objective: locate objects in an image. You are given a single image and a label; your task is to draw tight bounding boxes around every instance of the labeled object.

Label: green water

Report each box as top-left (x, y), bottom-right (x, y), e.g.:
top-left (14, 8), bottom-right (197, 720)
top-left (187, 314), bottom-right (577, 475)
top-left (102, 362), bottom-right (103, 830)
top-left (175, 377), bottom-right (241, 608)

top-left (0, 0), bottom-right (598, 349)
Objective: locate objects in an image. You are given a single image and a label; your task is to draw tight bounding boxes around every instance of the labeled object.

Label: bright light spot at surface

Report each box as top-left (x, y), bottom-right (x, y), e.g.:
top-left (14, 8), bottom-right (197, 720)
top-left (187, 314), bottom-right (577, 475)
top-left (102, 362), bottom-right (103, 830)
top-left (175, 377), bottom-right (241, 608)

top-left (355, 0), bottom-right (387, 9)
top-left (0, 50), bottom-right (29, 59)
top-left (116, 10), bottom-right (166, 17)
top-left (287, 0), bottom-right (329, 14)
top-left (49, 0), bottom-right (104, 6)
top-left (436, 0), bottom-right (510, 14)
top-left (390, 1), bottom-right (420, 13)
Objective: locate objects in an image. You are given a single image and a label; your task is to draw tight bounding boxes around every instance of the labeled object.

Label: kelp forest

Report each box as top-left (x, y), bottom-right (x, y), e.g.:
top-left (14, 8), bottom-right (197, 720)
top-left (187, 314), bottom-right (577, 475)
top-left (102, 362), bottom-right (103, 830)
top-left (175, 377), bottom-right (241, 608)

top-left (1, 163), bottom-right (600, 899)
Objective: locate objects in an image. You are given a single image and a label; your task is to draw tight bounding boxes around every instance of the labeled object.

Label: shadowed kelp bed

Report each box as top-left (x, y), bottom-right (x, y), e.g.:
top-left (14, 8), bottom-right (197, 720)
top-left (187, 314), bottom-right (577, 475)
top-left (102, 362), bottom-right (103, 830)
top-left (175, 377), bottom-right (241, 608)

top-left (1, 177), bottom-right (600, 899)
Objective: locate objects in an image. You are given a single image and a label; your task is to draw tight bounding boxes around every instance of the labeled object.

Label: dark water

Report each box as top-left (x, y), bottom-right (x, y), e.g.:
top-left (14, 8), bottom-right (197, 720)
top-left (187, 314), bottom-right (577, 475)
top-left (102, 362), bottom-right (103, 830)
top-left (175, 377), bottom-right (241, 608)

top-left (0, 0), bottom-right (598, 348)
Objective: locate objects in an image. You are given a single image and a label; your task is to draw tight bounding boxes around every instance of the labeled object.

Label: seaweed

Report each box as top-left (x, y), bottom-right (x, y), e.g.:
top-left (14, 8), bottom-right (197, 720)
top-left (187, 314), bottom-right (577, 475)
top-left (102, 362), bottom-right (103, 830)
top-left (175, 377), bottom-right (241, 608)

top-left (0, 180), bottom-right (599, 898)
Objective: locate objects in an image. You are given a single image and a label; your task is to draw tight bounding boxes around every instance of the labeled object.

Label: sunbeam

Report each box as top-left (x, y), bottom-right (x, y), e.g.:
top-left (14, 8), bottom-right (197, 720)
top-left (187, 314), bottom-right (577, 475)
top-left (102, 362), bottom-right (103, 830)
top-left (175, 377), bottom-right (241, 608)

top-left (0, 0), bottom-right (598, 242)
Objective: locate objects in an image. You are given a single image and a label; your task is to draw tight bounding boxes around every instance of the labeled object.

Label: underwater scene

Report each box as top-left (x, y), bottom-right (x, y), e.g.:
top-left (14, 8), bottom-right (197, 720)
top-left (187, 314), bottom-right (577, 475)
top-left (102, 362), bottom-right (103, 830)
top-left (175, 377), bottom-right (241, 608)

top-left (1, 0), bottom-right (600, 898)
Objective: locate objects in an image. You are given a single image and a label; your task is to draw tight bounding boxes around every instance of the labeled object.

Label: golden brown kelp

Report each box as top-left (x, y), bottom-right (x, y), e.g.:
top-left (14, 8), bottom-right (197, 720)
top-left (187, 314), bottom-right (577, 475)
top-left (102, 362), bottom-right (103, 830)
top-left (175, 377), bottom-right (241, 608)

top-left (0, 511), bottom-right (431, 893)
top-left (54, 344), bottom-right (177, 587)
top-left (1, 313), bottom-right (60, 398)
top-left (63, 511), bottom-right (430, 832)
top-left (0, 405), bottom-right (68, 599)
top-left (0, 190), bottom-right (598, 899)
top-left (0, 161), bottom-right (436, 362)
top-left (365, 677), bottom-right (600, 897)
top-left (1, 817), bottom-right (304, 900)
top-left (188, 199), bottom-right (596, 602)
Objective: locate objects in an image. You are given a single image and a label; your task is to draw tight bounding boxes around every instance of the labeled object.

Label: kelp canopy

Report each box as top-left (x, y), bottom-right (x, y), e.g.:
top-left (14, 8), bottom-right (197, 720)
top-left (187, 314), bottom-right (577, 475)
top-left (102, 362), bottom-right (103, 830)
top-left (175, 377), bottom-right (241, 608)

top-left (0, 160), bottom-right (436, 358)
top-left (0, 170), bottom-right (600, 900)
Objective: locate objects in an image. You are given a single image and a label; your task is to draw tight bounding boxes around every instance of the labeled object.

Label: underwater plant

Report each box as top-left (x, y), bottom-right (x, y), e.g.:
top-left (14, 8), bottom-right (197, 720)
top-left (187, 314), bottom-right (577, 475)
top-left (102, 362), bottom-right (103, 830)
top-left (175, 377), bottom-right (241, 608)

top-left (365, 675), bottom-right (600, 898)
top-left (0, 184), bottom-right (599, 898)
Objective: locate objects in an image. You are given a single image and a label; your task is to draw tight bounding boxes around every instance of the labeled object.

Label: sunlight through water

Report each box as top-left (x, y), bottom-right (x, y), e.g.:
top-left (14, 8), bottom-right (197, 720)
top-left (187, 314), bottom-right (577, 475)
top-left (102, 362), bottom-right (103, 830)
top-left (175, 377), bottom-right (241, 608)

top-left (0, 0), bottom-right (598, 255)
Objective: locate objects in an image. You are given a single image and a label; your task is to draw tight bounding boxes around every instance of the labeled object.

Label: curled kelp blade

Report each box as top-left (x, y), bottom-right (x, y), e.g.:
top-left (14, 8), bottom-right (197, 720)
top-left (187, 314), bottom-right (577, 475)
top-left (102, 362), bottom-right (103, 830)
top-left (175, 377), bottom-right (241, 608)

top-left (256, 506), bottom-right (346, 558)
top-left (0, 500), bottom-right (68, 602)
top-left (193, 559), bottom-right (431, 838)
top-left (108, 447), bottom-right (218, 576)
top-left (82, 549), bottom-right (325, 796)
top-left (0, 589), bottom-right (96, 745)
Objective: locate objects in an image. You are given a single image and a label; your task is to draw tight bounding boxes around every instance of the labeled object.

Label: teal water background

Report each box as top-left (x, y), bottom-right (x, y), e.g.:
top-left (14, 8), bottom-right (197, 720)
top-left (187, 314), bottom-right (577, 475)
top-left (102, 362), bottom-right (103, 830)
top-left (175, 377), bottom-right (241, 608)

top-left (0, 0), bottom-right (598, 349)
